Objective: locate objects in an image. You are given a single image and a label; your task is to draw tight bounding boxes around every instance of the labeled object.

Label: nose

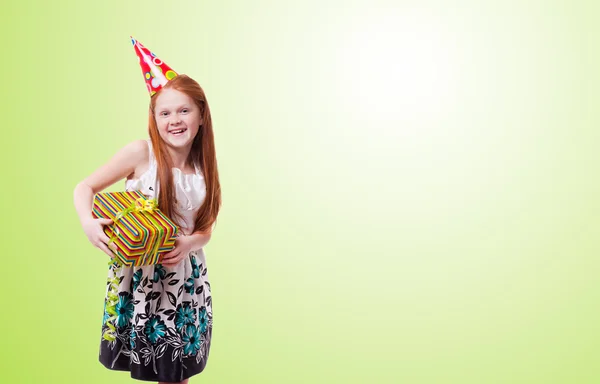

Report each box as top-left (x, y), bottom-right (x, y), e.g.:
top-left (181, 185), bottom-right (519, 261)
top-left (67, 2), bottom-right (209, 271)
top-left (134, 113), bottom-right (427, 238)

top-left (170, 116), bottom-right (182, 126)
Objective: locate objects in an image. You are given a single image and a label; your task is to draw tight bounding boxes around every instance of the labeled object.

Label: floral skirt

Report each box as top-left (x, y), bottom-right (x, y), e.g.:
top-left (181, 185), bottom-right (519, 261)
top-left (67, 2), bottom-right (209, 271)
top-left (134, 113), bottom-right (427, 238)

top-left (99, 249), bottom-right (213, 382)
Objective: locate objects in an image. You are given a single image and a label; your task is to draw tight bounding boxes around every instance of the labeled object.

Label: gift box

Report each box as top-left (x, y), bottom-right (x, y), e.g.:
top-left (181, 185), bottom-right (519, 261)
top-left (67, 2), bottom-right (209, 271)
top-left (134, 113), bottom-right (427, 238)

top-left (92, 190), bottom-right (178, 266)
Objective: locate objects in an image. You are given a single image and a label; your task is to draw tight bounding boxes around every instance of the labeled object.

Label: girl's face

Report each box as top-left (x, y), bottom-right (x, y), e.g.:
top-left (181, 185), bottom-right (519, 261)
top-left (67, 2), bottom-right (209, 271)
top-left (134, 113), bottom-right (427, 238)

top-left (154, 88), bottom-right (202, 149)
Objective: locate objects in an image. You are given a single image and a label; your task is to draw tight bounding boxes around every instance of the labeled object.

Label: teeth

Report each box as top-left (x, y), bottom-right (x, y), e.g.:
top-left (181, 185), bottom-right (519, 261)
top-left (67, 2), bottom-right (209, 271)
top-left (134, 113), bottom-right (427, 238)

top-left (171, 129), bottom-right (185, 134)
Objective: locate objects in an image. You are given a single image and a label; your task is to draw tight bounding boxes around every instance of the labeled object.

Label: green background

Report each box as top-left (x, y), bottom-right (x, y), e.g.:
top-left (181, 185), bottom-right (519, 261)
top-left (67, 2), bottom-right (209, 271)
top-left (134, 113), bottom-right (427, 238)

top-left (1, 0), bottom-right (599, 383)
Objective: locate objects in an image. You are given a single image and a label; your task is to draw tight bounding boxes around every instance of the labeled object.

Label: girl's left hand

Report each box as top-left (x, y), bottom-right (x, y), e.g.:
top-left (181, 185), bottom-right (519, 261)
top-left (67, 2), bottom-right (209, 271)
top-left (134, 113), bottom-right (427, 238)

top-left (161, 235), bottom-right (194, 267)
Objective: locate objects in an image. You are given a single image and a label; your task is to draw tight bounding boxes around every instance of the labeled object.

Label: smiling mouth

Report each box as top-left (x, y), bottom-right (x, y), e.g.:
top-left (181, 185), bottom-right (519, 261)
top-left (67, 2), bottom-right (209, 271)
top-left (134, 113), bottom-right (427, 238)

top-left (169, 128), bottom-right (187, 135)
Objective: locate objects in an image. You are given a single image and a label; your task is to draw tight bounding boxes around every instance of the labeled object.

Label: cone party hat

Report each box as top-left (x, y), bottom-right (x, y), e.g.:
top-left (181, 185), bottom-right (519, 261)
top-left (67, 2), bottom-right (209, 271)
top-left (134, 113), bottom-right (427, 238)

top-left (130, 36), bottom-right (178, 97)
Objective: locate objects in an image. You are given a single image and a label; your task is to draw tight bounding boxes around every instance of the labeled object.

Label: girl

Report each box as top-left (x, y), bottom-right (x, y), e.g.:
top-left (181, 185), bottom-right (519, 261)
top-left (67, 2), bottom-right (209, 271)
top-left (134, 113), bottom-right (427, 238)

top-left (73, 39), bottom-right (221, 384)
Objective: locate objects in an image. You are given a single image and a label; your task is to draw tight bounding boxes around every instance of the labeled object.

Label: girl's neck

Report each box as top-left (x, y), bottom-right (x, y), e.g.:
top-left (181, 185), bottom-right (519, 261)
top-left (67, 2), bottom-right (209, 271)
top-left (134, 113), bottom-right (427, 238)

top-left (166, 144), bottom-right (193, 170)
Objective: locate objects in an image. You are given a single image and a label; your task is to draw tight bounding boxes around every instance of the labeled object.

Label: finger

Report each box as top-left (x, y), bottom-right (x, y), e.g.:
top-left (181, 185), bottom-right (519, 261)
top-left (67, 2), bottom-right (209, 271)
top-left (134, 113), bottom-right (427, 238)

top-left (101, 218), bottom-right (113, 225)
top-left (96, 234), bottom-right (117, 253)
top-left (163, 252), bottom-right (185, 264)
top-left (108, 242), bottom-right (118, 253)
top-left (162, 256), bottom-right (183, 267)
top-left (96, 242), bottom-right (115, 258)
top-left (162, 249), bottom-right (180, 260)
top-left (99, 233), bottom-right (111, 245)
top-left (163, 252), bottom-right (179, 260)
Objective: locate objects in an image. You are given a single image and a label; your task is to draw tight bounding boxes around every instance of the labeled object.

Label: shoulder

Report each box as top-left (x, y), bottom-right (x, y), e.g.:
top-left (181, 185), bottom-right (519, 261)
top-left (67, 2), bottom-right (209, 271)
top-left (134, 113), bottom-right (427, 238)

top-left (125, 139), bottom-right (149, 153)
top-left (80, 139), bottom-right (150, 193)
top-left (122, 140), bottom-right (151, 180)
top-left (122, 140), bottom-right (149, 163)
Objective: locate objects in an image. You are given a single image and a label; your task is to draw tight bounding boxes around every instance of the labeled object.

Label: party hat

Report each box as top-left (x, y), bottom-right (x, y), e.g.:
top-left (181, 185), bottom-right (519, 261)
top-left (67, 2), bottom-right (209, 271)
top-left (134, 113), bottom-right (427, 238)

top-left (130, 36), bottom-right (178, 97)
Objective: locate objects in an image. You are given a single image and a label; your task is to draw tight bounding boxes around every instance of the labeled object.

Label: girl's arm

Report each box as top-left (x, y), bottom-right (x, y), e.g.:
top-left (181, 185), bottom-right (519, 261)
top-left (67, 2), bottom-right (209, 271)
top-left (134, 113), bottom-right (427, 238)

top-left (189, 220), bottom-right (217, 250)
top-left (73, 140), bottom-right (148, 255)
top-left (187, 231), bottom-right (212, 251)
top-left (161, 231), bottom-right (212, 267)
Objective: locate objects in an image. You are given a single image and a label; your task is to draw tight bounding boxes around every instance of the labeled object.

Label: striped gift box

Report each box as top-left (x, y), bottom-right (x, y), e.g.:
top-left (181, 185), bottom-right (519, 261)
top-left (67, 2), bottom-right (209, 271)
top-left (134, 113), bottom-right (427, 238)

top-left (92, 190), bottom-right (178, 266)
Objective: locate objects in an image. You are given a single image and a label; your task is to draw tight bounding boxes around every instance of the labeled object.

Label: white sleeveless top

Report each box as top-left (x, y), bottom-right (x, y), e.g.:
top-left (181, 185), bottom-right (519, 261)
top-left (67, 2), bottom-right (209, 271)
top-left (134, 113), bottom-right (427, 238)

top-left (125, 139), bottom-right (207, 236)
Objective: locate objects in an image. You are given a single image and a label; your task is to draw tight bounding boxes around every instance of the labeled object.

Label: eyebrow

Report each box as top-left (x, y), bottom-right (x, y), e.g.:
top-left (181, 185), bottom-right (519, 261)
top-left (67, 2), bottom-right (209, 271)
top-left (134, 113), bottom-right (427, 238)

top-left (157, 104), bottom-right (191, 112)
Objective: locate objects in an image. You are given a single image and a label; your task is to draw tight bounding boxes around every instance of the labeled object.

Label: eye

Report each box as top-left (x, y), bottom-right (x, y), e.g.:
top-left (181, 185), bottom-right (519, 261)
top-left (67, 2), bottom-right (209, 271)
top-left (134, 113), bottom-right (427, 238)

top-left (160, 111), bottom-right (169, 116)
top-left (182, 109), bottom-right (189, 113)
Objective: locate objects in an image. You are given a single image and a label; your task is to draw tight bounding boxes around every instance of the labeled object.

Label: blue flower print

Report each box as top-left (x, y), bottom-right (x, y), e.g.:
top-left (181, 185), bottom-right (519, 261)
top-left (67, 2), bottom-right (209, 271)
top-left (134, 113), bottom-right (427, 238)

top-left (175, 303), bottom-right (196, 331)
top-left (115, 292), bottom-right (134, 327)
top-left (198, 306), bottom-right (209, 334)
top-left (102, 301), bottom-right (109, 324)
top-left (184, 277), bottom-right (195, 294)
top-left (182, 325), bottom-right (201, 356)
top-left (130, 329), bottom-right (137, 349)
top-left (132, 269), bottom-right (143, 290)
top-left (152, 265), bottom-right (167, 283)
top-left (144, 314), bottom-right (167, 344)
top-left (190, 256), bottom-right (200, 278)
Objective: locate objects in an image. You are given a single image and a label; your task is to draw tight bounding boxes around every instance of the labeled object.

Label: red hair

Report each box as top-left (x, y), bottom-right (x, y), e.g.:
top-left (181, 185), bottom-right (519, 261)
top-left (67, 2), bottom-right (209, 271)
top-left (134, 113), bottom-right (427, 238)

top-left (148, 74), bottom-right (221, 234)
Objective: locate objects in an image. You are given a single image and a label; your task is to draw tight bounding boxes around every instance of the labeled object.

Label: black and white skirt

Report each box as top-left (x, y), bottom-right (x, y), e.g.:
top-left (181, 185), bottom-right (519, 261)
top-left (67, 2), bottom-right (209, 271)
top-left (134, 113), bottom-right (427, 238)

top-left (99, 249), bottom-right (213, 382)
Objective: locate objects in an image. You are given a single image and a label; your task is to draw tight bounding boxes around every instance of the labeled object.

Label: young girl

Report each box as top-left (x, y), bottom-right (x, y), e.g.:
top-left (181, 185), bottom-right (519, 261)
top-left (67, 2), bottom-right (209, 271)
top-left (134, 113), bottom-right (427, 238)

top-left (73, 38), bottom-right (221, 384)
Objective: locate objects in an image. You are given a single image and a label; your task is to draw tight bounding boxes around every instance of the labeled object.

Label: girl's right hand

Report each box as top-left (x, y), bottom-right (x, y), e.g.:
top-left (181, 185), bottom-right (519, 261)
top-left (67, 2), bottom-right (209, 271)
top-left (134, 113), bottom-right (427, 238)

top-left (82, 217), bottom-right (117, 258)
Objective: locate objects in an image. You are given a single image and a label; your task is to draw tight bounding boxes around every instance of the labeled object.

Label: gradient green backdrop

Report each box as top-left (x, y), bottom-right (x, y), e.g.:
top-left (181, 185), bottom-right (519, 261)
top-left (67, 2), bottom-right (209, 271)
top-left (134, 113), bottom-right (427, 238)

top-left (1, 0), bottom-right (599, 383)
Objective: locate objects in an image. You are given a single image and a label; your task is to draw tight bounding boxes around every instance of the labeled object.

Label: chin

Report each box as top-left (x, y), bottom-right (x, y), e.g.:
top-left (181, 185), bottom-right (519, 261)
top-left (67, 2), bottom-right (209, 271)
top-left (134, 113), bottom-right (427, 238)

top-left (161, 133), bottom-right (193, 147)
top-left (167, 139), bottom-right (193, 148)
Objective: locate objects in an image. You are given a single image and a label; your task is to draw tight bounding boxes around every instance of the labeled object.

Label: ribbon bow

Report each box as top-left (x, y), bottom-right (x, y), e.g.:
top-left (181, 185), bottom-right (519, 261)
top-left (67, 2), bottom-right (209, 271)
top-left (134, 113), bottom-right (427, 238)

top-left (113, 197), bottom-right (157, 222)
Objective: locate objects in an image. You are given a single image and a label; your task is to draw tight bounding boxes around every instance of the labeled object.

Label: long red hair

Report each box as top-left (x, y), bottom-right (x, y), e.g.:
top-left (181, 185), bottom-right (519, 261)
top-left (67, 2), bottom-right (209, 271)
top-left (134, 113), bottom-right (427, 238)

top-left (147, 74), bottom-right (221, 234)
